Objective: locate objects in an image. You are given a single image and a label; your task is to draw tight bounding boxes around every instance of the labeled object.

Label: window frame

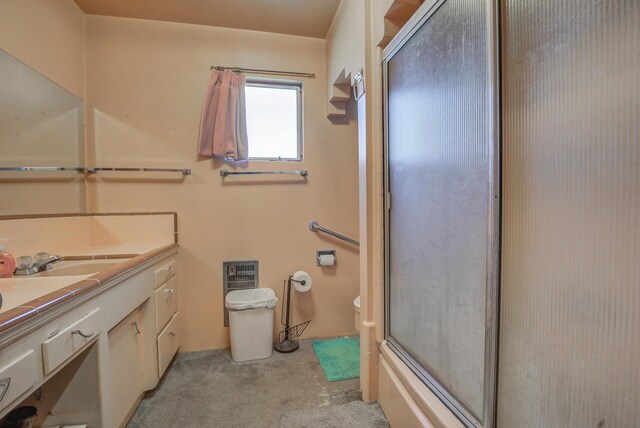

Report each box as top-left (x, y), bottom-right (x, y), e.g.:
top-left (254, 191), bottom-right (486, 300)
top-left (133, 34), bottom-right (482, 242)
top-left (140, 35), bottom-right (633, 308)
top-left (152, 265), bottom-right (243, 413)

top-left (244, 77), bottom-right (304, 162)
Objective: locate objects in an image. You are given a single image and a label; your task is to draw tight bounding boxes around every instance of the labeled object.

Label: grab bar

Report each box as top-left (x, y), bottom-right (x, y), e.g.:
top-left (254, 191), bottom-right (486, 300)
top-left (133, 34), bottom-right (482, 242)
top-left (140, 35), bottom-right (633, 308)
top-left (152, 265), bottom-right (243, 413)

top-left (220, 170), bottom-right (308, 177)
top-left (309, 221), bottom-right (359, 247)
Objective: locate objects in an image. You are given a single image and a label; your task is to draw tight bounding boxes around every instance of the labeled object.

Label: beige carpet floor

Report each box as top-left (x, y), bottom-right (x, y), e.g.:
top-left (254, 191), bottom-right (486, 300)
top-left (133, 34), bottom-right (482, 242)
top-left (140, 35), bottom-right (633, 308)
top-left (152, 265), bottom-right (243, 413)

top-left (127, 339), bottom-right (388, 428)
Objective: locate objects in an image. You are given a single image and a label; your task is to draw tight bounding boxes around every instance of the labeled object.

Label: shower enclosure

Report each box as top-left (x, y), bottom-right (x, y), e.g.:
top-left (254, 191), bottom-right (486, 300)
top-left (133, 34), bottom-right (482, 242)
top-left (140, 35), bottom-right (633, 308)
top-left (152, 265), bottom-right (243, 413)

top-left (383, 0), bottom-right (639, 427)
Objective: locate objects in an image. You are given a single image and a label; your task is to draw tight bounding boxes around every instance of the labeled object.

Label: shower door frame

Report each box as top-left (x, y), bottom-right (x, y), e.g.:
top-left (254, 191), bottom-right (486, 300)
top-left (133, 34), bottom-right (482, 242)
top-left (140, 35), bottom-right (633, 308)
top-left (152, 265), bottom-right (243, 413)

top-left (381, 0), bottom-right (501, 427)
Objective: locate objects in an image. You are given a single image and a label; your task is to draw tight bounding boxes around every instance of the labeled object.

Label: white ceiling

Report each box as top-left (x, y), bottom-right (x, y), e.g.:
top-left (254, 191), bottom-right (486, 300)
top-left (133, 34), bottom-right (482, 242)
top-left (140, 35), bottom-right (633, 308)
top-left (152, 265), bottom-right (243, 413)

top-left (73, 0), bottom-right (342, 39)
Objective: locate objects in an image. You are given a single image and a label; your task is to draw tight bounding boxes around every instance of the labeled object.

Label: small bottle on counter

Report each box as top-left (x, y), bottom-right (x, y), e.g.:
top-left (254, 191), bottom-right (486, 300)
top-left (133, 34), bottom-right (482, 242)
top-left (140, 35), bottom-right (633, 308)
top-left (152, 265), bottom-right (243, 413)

top-left (0, 246), bottom-right (16, 278)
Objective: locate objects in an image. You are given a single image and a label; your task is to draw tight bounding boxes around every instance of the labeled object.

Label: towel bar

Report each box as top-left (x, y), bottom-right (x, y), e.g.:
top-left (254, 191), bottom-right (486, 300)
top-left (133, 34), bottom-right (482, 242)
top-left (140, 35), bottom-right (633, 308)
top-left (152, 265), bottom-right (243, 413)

top-left (0, 167), bottom-right (191, 176)
top-left (220, 170), bottom-right (308, 177)
top-left (85, 167), bottom-right (191, 175)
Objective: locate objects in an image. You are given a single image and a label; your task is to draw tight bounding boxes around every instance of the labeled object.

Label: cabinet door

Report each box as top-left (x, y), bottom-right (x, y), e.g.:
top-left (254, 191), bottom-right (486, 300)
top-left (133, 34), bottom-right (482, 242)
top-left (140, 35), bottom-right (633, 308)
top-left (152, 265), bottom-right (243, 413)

top-left (157, 312), bottom-right (180, 378)
top-left (108, 308), bottom-right (143, 428)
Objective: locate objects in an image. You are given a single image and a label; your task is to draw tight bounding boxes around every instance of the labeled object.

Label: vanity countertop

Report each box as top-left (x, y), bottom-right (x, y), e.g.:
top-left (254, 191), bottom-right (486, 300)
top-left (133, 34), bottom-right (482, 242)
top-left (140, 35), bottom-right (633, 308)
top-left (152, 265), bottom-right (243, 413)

top-left (0, 242), bottom-right (178, 333)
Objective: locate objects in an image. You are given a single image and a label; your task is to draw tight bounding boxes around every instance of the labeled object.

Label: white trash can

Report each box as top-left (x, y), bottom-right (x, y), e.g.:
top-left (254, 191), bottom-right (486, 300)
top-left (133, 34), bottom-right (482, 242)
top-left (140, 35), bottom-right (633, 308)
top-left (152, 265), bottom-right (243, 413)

top-left (225, 288), bottom-right (278, 362)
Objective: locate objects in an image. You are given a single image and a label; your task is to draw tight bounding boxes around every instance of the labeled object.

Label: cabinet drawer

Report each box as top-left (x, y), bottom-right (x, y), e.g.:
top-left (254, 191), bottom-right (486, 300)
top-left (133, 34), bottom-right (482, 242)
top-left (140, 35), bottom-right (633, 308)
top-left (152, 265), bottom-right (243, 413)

top-left (155, 276), bottom-right (178, 331)
top-left (0, 350), bottom-right (38, 411)
top-left (42, 308), bottom-right (101, 375)
top-left (153, 259), bottom-right (176, 288)
top-left (157, 313), bottom-right (180, 378)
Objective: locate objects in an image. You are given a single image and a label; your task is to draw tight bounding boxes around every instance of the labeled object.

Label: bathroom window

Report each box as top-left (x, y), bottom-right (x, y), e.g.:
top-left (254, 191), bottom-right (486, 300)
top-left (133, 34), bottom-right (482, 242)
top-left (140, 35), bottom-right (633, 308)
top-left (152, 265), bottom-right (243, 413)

top-left (245, 79), bottom-right (303, 161)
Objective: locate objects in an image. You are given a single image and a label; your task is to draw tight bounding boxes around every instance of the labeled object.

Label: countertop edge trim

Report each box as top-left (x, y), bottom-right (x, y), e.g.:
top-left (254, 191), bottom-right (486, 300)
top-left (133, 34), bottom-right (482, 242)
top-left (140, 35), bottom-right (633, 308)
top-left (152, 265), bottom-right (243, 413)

top-left (0, 243), bottom-right (178, 345)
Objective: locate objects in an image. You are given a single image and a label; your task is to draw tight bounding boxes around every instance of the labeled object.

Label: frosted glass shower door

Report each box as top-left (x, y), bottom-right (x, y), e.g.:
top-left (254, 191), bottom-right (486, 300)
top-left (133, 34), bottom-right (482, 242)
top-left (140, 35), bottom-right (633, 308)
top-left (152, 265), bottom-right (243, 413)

top-left (498, 1), bottom-right (640, 426)
top-left (383, 0), bottom-right (499, 426)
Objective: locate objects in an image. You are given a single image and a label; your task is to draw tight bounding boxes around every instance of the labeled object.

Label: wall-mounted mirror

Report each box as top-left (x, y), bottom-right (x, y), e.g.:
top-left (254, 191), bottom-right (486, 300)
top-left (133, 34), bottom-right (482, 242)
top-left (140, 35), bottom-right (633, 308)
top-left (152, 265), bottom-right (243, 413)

top-left (0, 48), bottom-right (85, 215)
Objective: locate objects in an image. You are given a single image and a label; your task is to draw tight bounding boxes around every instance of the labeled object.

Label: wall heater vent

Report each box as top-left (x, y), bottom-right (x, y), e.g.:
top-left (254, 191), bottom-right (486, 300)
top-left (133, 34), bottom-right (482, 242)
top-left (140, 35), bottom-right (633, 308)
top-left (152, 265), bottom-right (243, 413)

top-left (223, 260), bottom-right (259, 326)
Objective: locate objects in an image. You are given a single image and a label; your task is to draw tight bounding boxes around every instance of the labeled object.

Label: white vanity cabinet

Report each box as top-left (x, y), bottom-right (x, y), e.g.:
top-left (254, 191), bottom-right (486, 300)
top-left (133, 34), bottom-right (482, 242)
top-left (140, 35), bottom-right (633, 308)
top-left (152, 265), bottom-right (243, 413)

top-left (0, 351), bottom-right (38, 410)
top-left (108, 307), bottom-right (145, 428)
top-left (42, 307), bottom-right (102, 375)
top-left (153, 258), bottom-right (180, 379)
top-left (108, 254), bottom-right (181, 428)
top-left (0, 247), bottom-right (180, 428)
top-left (157, 312), bottom-right (180, 378)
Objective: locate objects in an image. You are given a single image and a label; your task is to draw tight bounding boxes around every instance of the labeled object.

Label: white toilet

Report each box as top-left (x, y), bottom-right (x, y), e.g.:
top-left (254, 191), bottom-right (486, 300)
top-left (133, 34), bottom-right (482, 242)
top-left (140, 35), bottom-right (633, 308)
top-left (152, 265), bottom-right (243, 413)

top-left (353, 295), bottom-right (360, 333)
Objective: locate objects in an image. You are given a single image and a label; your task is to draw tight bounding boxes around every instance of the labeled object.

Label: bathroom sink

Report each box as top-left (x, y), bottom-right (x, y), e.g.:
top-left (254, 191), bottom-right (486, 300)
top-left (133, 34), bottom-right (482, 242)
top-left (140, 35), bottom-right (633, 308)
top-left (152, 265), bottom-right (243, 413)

top-left (29, 259), bottom-right (129, 277)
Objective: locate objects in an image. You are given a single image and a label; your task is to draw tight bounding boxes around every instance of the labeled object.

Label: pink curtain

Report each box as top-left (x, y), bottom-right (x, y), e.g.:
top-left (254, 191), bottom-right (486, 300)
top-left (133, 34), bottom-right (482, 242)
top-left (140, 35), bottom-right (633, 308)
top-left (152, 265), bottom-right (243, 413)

top-left (198, 69), bottom-right (248, 160)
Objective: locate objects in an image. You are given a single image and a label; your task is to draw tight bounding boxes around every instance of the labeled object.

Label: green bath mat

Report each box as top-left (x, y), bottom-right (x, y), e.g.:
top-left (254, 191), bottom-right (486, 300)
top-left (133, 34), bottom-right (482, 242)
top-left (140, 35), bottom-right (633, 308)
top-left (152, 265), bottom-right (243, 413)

top-left (313, 336), bottom-right (360, 382)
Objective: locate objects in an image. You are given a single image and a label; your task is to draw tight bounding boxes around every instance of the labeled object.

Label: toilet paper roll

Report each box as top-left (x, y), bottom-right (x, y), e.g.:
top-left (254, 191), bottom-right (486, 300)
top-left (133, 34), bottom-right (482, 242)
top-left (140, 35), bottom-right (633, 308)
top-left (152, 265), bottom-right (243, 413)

top-left (292, 271), bottom-right (312, 293)
top-left (318, 254), bottom-right (336, 266)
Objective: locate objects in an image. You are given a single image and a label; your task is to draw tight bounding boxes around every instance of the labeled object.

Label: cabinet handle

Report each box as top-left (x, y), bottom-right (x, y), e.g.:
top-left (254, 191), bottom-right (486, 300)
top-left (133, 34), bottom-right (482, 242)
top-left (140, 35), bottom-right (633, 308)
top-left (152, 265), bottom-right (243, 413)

top-left (71, 330), bottom-right (94, 339)
top-left (164, 288), bottom-right (175, 298)
top-left (0, 377), bottom-right (11, 402)
top-left (132, 322), bottom-right (141, 335)
top-left (169, 332), bottom-right (176, 337)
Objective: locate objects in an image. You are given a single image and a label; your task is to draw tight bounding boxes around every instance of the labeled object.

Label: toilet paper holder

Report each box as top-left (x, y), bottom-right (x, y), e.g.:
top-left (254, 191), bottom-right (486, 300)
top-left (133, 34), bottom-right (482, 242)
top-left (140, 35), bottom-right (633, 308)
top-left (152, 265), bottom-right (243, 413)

top-left (316, 250), bottom-right (336, 266)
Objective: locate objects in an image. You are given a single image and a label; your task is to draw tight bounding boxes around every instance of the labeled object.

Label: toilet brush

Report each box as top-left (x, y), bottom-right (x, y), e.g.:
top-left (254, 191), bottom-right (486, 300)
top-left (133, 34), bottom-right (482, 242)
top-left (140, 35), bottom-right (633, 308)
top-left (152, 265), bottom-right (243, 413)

top-left (274, 275), bottom-right (310, 353)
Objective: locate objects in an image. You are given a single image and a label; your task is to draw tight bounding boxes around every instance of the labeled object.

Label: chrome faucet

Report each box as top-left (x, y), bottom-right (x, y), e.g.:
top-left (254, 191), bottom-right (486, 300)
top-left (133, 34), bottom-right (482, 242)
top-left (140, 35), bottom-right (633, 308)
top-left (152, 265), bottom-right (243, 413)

top-left (14, 253), bottom-right (63, 276)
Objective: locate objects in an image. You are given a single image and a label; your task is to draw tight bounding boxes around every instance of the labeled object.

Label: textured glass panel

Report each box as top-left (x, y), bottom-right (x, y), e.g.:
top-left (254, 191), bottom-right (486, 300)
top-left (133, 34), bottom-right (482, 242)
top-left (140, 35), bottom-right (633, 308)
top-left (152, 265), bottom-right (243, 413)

top-left (499, 1), bottom-right (640, 427)
top-left (386, 0), bottom-right (489, 419)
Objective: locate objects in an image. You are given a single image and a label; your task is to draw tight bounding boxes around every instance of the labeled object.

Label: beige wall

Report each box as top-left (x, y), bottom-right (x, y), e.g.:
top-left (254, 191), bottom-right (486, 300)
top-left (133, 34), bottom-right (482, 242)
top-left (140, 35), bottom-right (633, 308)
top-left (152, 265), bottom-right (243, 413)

top-left (83, 15), bottom-right (360, 351)
top-left (0, 214), bottom-right (174, 259)
top-left (325, 0), bottom-right (383, 402)
top-left (368, 0), bottom-right (389, 349)
top-left (0, 0), bottom-right (86, 216)
top-left (326, 0), bottom-right (366, 87)
top-left (360, 0), bottom-right (386, 404)
top-left (0, 0), bottom-right (85, 98)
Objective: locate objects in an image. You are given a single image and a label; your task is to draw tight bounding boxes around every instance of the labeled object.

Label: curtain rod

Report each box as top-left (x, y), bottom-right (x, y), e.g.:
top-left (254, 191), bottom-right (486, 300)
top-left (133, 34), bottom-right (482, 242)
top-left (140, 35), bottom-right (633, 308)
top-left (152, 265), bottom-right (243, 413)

top-left (210, 65), bottom-right (315, 79)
